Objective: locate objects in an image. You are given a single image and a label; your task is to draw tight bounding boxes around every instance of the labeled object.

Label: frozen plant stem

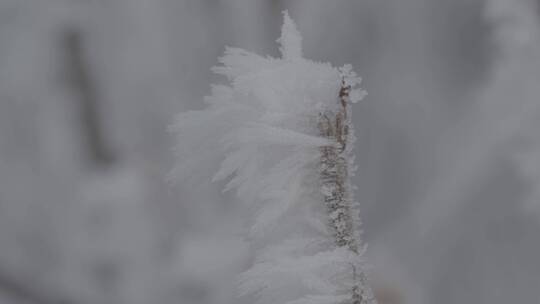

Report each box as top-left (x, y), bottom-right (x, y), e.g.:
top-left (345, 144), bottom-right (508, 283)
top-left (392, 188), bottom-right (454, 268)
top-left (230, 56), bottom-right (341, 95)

top-left (171, 11), bottom-right (375, 304)
top-left (319, 81), bottom-right (355, 251)
top-left (319, 81), bottom-right (371, 304)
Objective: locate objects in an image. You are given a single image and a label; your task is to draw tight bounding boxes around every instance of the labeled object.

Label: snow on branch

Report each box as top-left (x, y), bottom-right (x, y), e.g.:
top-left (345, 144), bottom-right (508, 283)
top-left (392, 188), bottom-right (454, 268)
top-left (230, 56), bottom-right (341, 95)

top-left (171, 11), bottom-right (374, 304)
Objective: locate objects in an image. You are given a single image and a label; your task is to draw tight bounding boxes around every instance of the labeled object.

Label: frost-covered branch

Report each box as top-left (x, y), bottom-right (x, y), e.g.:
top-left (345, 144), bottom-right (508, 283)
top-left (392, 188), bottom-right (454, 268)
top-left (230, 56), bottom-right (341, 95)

top-left (172, 11), bottom-right (375, 304)
top-left (319, 77), bottom-right (372, 304)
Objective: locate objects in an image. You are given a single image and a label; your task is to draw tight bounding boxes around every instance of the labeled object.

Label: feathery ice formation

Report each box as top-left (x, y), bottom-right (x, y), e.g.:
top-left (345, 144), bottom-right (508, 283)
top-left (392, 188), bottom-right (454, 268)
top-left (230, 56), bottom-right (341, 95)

top-left (171, 11), bottom-right (375, 304)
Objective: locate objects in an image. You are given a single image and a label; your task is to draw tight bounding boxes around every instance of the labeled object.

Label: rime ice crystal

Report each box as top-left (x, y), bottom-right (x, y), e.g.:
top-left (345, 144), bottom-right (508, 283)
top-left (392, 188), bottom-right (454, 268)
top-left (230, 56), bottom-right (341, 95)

top-left (171, 11), bottom-right (375, 304)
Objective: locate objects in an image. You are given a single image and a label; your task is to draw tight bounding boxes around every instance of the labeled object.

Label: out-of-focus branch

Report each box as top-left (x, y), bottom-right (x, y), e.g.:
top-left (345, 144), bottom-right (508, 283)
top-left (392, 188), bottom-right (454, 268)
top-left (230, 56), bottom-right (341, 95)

top-left (0, 270), bottom-right (71, 304)
top-left (63, 29), bottom-right (115, 168)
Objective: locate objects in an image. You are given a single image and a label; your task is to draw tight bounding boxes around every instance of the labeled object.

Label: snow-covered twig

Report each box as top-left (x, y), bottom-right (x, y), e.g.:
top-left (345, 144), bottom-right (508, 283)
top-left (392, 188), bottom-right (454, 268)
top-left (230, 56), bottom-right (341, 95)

top-left (171, 11), bottom-right (375, 304)
top-left (319, 77), bottom-right (372, 304)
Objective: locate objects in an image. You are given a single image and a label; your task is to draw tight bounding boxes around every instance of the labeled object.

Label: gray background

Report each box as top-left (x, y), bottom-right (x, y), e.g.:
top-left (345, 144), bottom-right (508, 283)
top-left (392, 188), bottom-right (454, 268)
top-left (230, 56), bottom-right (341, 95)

top-left (1, 0), bottom-right (540, 303)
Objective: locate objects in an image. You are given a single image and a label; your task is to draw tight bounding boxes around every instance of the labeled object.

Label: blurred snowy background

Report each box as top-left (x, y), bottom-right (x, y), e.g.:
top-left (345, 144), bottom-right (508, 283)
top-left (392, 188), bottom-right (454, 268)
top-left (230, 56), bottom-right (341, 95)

top-left (0, 0), bottom-right (539, 304)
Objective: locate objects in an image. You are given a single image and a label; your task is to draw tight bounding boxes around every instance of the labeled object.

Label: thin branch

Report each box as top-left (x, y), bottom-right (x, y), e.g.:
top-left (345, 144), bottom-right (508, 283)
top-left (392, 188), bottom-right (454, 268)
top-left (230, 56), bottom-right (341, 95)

top-left (318, 80), bottom-right (375, 304)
